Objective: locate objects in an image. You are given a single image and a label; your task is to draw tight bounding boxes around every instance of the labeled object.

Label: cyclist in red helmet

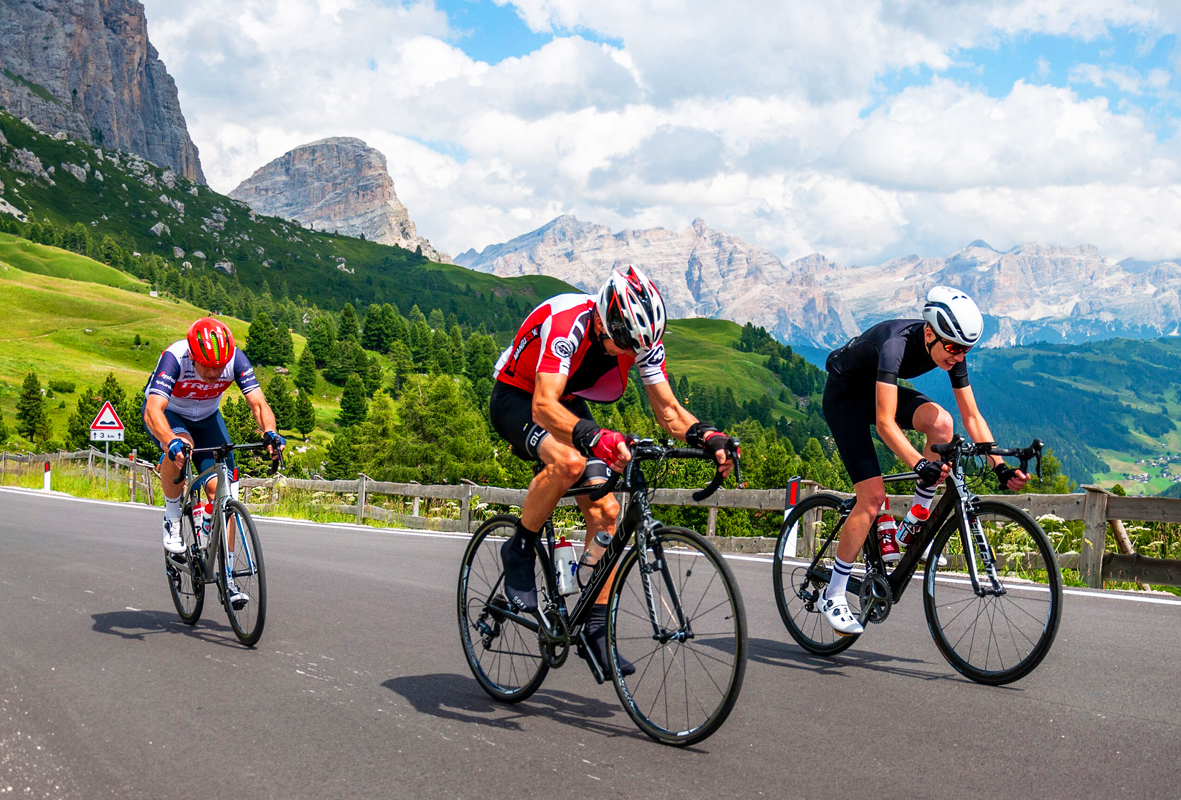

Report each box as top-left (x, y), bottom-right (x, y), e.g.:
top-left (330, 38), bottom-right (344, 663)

top-left (142, 318), bottom-right (285, 605)
top-left (489, 265), bottom-right (736, 677)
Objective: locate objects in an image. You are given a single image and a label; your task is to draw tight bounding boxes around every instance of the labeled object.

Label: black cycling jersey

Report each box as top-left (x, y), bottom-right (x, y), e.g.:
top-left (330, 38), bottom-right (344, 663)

top-left (826, 319), bottom-right (969, 389)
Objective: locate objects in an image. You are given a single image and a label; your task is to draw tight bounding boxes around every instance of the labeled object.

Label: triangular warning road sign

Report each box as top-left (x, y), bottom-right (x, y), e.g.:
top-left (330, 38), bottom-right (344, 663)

top-left (90, 401), bottom-right (125, 431)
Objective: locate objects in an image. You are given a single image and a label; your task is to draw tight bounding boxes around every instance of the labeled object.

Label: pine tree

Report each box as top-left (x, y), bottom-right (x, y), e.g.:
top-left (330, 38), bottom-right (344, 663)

top-left (323, 428), bottom-right (358, 480)
top-left (294, 346), bottom-right (318, 395)
top-left (273, 323), bottom-right (295, 365)
top-left (267, 375), bottom-right (295, 430)
top-left (295, 391), bottom-right (316, 442)
top-left (0, 409), bottom-right (8, 443)
top-left (16, 372), bottom-right (47, 442)
top-left (338, 373), bottom-right (369, 428)
top-left (305, 315), bottom-right (336, 367)
top-left (246, 312), bottom-right (276, 365)
top-left (361, 303), bottom-right (392, 352)
top-left (338, 303), bottom-right (360, 342)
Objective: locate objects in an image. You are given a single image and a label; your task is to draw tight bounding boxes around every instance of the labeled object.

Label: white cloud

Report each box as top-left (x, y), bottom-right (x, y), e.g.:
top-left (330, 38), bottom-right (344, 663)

top-left (141, 0), bottom-right (1181, 267)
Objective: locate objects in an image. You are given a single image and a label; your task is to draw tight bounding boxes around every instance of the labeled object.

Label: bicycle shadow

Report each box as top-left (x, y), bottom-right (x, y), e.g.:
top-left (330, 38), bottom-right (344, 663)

top-left (743, 636), bottom-right (1017, 687)
top-left (381, 673), bottom-right (651, 743)
top-left (91, 608), bottom-right (241, 650)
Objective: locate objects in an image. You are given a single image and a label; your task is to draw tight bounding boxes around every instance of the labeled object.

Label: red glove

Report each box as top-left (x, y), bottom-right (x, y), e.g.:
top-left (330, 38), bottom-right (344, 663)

top-left (592, 429), bottom-right (627, 463)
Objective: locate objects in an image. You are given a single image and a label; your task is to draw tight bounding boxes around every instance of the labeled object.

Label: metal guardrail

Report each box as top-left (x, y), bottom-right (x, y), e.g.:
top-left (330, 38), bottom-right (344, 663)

top-left (4, 450), bottom-right (1179, 589)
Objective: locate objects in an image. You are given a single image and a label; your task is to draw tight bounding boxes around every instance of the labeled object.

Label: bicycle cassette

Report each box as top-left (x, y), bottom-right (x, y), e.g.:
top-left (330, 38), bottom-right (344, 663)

top-left (858, 573), bottom-right (893, 624)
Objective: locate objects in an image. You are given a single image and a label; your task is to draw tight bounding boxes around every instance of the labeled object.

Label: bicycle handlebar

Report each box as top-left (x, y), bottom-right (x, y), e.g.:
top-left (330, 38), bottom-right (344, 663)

top-left (585, 436), bottom-right (742, 502)
top-left (930, 435), bottom-right (1044, 480)
top-left (170, 441), bottom-right (285, 484)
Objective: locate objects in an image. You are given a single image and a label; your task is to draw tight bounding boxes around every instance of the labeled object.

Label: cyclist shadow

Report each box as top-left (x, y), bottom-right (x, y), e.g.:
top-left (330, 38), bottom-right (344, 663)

top-left (382, 673), bottom-right (648, 742)
top-left (91, 608), bottom-right (240, 649)
top-left (742, 637), bottom-right (983, 685)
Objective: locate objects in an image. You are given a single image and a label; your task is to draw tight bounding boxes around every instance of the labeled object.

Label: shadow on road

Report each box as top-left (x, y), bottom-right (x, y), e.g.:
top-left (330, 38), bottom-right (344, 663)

top-left (91, 608), bottom-right (241, 649)
top-left (744, 636), bottom-right (994, 685)
top-left (382, 673), bottom-right (647, 742)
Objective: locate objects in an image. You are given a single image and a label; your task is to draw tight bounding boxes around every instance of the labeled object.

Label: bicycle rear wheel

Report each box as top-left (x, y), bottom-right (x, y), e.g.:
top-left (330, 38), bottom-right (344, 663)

top-left (220, 500), bottom-right (267, 647)
top-left (165, 511), bottom-right (204, 625)
top-left (457, 515), bottom-right (550, 703)
top-left (773, 493), bottom-right (859, 655)
top-left (923, 500), bottom-right (1063, 685)
top-left (609, 526), bottom-right (746, 746)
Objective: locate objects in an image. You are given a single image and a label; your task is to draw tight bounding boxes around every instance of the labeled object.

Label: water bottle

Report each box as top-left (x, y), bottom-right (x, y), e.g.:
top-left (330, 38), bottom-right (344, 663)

top-left (554, 537), bottom-right (578, 596)
top-left (876, 514), bottom-right (898, 541)
top-left (201, 502), bottom-right (213, 540)
top-left (192, 503), bottom-right (205, 543)
top-left (577, 530), bottom-right (613, 589)
top-left (896, 504), bottom-right (930, 548)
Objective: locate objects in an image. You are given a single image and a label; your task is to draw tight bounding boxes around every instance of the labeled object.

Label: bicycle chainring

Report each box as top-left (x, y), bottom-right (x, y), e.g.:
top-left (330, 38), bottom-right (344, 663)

top-left (539, 608), bottom-right (569, 668)
top-left (858, 573), bottom-right (893, 624)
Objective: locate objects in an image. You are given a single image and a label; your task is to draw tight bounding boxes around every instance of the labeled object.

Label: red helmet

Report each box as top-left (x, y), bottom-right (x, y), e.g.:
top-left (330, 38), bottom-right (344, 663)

top-left (187, 317), bottom-right (236, 369)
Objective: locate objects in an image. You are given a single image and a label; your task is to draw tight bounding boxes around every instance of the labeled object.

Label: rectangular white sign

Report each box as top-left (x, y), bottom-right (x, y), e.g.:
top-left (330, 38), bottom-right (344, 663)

top-left (90, 429), bottom-right (125, 442)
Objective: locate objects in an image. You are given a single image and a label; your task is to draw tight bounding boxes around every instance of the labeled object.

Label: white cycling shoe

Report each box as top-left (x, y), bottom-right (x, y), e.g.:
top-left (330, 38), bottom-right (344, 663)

top-left (918, 540), bottom-right (948, 568)
top-left (225, 575), bottom-right (249, 609)
top-left (817, 592), bottom-right (864, 636)
top-left (162, 518), bottom-right (185, 554)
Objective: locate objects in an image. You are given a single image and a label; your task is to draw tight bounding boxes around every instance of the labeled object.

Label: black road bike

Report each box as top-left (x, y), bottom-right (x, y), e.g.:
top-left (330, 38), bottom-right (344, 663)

top-left (773, 436), bottom-right (1063, 685)
top-left (164, 442), bottom-right (277, 647)
top-left (457, 439), bottom-right (748, 746)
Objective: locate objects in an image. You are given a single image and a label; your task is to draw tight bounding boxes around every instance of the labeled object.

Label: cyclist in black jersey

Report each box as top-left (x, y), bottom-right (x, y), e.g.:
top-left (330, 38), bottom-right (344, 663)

top-left (817, 287), bottom-right (1030, 635)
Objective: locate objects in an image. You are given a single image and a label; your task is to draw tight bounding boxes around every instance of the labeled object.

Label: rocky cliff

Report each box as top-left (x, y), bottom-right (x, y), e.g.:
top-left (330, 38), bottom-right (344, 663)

top-left (457, 218), bottom-right (1181, 349)
top-left (0, 0), bottom-right (204, 183)
top-left (229, 137), bottom-right (449, 263)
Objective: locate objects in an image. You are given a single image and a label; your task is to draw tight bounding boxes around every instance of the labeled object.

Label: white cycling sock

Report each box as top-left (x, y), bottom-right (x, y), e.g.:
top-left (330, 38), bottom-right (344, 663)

top-left (226, 551), bottom-right (235, 577)
top-left (825, 556), bottom-right (855, 601)
top-left (910, 484), bottom-right (936, 512)
top-left (164, 495), bottom-right (181, 521)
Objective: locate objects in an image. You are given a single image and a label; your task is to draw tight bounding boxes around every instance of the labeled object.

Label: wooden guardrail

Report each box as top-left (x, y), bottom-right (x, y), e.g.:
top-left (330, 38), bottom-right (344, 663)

top-left (4, 450), bottom-right (1179, 590)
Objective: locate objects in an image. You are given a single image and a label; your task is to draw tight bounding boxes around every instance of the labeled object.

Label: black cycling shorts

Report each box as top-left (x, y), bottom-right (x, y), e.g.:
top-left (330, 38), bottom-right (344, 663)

top-left (489, 382), bottom-right (609, 483)
top-left (822, 378), bottom-right (935, 485)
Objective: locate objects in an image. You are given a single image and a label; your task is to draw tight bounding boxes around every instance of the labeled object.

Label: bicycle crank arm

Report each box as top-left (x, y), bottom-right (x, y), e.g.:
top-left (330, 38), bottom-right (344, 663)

top-left (482, 602), bottom-right (542, 634)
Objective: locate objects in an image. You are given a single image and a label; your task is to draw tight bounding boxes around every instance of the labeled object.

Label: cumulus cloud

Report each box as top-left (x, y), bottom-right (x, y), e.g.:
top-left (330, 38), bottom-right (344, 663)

top-left (141, 0), bottom-right (1181, 266)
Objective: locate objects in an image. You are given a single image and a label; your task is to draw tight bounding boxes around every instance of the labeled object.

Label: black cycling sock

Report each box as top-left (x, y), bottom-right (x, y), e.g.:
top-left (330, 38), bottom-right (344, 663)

top-left (511, 522), bottom-right (541, 555)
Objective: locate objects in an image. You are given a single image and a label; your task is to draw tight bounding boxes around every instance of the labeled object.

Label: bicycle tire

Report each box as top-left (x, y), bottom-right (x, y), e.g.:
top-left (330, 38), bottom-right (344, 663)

top-left (923, 500), bottom-right (1063, 685)
top-left (219, 500), bottom-right (267, 647)
top-left (773, 493), bottom-right (859, 655)
top-left (609, 526), bottom-right (747, 746)
top-left (165, 510), bottom-right (204, 625)
top-left (457, 515), bottom-right (550, 703)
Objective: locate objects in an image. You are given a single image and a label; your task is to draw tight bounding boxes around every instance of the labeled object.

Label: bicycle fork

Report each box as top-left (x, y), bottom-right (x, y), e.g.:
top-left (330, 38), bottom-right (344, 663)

top-left (957, 496), bottom-right (1005, 597)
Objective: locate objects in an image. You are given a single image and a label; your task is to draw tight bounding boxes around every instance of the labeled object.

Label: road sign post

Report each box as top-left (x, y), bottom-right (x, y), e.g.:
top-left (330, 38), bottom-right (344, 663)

top-left (90, 402), bottom-right (125, 497)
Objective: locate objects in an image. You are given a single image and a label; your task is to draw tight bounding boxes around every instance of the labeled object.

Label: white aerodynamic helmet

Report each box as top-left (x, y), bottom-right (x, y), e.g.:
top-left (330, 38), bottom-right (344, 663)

top-left (922, 286), bottom-right (983, 348)
top-left (596, 265), bottom-right (666, 352)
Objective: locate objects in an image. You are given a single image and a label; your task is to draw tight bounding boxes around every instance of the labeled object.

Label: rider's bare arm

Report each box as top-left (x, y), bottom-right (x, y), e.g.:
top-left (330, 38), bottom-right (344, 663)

top-left (953, 386), bottom-right (1028, 489)
top-left (531, 372), bottom-right (583, 444)
top-left (647, 381), bottom-right (734, 476)
top-left (244, 388), bottom-right (282, 457)
top-left (144, 394), bottom-right (185, 463)
top-left (875, 381), bottom-right (925, 468)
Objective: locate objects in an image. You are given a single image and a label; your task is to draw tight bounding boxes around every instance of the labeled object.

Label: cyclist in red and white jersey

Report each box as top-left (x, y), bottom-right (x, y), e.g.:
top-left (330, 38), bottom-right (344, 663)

top-left (490, 265), bottom-right (735, 677)
top-left (142, 318), bottom-right (284, 604)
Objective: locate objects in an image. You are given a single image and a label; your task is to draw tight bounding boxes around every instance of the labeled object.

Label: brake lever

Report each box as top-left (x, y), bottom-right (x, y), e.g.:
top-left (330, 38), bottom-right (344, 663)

top-left (171, 444), bottom-right (192, 485)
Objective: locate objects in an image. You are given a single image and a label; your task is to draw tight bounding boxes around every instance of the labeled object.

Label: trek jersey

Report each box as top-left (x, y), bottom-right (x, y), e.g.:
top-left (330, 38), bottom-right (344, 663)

top-left (144, 340), bottom-right (260, 420)
top-left (826, 319), bottom-right (970, 389)
top-left (493, 293), bottom-right (668, 402)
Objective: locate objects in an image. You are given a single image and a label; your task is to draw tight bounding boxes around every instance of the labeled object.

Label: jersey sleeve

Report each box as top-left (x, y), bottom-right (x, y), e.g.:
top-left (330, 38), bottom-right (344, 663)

top-left (875, 336), bottom-right (907, 385)
top-left (233, 350), bottom-right (260, 395)
top-left (635, 342), bottom-right (668, 385)
top-left (535, 309), bottom-right (591, 377)
top-left (146, 351), bottom-right (181, 399)
top-left (950, 360), bottom-right (970, 389)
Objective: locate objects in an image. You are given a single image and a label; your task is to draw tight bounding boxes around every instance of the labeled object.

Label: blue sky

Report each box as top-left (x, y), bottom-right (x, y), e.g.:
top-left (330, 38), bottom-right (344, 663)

top-left (434, 0), bottom-right (620, 64)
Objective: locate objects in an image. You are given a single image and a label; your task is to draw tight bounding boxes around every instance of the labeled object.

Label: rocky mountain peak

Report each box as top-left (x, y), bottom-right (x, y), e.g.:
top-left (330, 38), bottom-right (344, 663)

top-left (229, 137), bottom-right (449, 263)
top-left (0, 0), bottom-right (204, 182)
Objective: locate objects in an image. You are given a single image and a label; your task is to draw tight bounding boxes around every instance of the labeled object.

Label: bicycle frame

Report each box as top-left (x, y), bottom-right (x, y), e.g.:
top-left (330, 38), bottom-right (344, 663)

top-left (163, 453), bottom-right (245, 588)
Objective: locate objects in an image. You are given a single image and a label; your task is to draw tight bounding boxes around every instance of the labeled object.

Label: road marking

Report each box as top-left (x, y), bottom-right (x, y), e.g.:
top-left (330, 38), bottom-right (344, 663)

top-left (5, 486), bottom-right (1179, 608)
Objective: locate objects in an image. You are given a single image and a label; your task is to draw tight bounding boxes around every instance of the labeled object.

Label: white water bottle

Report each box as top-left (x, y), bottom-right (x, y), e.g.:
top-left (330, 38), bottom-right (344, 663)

top-left (554, 537), bottom-right (578, 596)
top-left (201, 502), bottom-right (213, 540)
top-left (192, 503), bottom-right (205, 543)
top-left (896, 504), bottom-right (930, 548)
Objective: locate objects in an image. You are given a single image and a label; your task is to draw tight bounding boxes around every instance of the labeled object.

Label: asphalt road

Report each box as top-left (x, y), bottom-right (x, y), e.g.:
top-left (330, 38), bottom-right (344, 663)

top-left (1, 487), bottom-right (1179, 800)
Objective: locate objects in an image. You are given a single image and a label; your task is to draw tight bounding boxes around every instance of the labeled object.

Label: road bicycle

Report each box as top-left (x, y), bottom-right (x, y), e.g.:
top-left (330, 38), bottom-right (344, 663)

top-left (164, 442), bottom-right (277, 647)
top-left (457, 438), bottom-right (747, 746)
top-left (773, 435), bottom-right (1062, 685)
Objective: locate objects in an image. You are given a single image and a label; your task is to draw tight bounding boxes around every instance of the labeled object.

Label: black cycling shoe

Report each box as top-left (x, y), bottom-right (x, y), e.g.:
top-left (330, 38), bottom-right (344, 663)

top-left (500, 536), bottom-right (539, 614)
top-left (586, 605), bottom-right (635, 678)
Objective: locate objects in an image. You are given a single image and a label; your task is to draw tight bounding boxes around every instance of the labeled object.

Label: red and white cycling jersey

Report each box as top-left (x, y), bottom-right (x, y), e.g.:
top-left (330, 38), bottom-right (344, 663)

top-left (143, 340), bottom-right (260, 420)
top-left (493, 293), bottom-right (667, 402)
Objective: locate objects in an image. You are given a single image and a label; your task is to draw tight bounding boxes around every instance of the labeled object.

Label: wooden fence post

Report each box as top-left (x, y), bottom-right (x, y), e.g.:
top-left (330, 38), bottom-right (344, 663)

top-left (357, 473), bottom-right (368, 525)
top-left (87, 449), bottom-right (94, 476)
top-left (128, 449), bottom-right (137, 503)
top-left (460, 484), bottom-right (473, 533)
top-left (411, 495), bottom-right (421, 518)
top-left (1081, 486), bottom-right (1109, 589)
top-left (1, 453), bottom-right (6, 484)
top-left (706, 506), bottom-right (718, 537)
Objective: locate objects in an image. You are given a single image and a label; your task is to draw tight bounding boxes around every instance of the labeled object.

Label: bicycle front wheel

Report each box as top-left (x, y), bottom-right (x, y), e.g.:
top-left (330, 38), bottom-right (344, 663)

top-left (165, 511), bottom-right (204, 625)
top-left (457, 515), bottom-right (549, 703)
top-left (773, 493), bottom-right (858, 655)
top-left (923, 501), bottom-right (1063, 685)
top-left (220, 500), bottom-right (267, 647)
top-left (609, 526), bottom-right (746, 747)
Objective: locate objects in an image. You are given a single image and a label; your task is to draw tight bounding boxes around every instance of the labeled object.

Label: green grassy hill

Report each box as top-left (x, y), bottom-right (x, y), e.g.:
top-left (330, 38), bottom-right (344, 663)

top-left (0, 111), bottom-right (568, 329)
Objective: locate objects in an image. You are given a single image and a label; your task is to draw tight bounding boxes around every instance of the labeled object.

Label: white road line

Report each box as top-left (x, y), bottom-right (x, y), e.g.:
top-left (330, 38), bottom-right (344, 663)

top-left (5, 486), bottom-right (1179, 608)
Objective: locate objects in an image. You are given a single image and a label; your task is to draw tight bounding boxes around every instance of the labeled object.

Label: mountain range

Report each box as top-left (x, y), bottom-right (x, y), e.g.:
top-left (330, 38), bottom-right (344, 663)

top-left (457, 216), bottom-right (1181, 349)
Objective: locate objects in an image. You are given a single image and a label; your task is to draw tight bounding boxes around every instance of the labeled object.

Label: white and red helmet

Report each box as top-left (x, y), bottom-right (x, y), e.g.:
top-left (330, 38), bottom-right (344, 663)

top-left (596, 265), bottom-right (666, 352)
